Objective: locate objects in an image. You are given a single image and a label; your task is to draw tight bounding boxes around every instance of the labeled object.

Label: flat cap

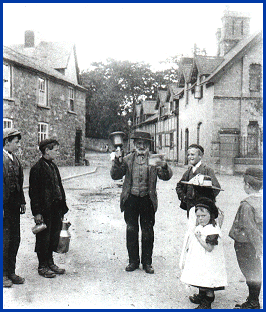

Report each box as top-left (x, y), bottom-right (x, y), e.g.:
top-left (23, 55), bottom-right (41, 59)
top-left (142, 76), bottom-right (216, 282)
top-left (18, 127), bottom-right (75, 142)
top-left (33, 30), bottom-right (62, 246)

top-left (39, 138), bottom-right (59, 151)
top-left (3, 128), bottom-right (21, 140)
top-left (188, 144), bottom-right (204, 154)
top-left (245, 167), bottom-right (263, 181)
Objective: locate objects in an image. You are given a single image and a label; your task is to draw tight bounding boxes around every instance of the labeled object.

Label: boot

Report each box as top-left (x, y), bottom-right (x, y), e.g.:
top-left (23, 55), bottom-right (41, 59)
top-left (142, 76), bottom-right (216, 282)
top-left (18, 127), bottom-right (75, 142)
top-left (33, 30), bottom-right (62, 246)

top-left (189, 292), bottom-right (206, 304)
top-left (195, 297), bottom-right (213, 309)
top-left (234, 298), bottom-right (260, 309)
top-left (48, 259), bottom-right (66, 274)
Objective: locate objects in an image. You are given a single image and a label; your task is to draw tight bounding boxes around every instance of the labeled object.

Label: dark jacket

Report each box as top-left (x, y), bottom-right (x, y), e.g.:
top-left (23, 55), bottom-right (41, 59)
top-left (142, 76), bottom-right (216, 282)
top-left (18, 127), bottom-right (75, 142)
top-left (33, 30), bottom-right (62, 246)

top-left (110, 152), bottom-right (173, 212)
top-left (229, 192), bottom-right (262, 257)
top-left (29, 157), bottom-right (68, 218)
top-left (176, 163), bottom-right (220, 211)
top-left (3, 151), bottom-right (26, 209)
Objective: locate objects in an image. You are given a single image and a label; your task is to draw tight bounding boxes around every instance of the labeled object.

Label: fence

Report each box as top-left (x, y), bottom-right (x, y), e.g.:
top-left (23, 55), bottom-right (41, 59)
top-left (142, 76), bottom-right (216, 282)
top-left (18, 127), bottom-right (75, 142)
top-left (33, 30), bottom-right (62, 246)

top-left (239, 136), bottom-right (263, 158)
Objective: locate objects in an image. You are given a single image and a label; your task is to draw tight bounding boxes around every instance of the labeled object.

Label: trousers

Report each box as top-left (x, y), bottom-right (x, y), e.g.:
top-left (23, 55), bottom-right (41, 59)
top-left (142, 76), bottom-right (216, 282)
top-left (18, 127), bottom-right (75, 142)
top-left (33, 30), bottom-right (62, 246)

top-left (234, 241), bottom-right (262, 299)
top-left (124, 194), bottom-right (155, 265)
top-left (3, 204), bottom-right (20, 276)
top-left (35, 201), bottom-right (63, 268)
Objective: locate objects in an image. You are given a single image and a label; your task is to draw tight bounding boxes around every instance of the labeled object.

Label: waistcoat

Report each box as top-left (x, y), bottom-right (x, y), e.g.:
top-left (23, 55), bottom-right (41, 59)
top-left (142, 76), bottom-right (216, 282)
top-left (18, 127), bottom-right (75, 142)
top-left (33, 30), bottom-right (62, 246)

top-left (131, 154), bottom-right (149, 197)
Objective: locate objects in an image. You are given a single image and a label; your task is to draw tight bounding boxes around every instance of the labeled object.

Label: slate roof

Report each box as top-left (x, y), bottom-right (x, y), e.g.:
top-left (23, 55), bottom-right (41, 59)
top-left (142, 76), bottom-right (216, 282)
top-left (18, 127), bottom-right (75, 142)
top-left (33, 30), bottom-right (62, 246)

top-left (194, 56), bottom-right (224, 76)
top-left (9, 41), bottom-right (73, 69)
top-left (3, 46), bottom-right (86, 91)
top-left (168, 83), bottom-right (180, 95)
top-left (138, 112), bottom-right (159, 126)
top-left (143, 100), bottom-right (157, 115)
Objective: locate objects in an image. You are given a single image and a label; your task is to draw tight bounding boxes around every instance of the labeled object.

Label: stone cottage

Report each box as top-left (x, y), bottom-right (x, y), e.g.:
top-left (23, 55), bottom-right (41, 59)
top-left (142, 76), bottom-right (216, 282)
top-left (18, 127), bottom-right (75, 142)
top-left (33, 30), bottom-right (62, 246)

top-left (3, 33), bottom-right (87, 167)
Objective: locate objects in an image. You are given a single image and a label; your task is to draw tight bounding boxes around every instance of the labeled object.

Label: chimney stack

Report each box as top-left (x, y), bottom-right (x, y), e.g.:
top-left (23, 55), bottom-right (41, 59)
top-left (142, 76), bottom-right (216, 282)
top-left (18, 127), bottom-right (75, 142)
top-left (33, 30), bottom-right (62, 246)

top-left (24, 30), bottom-right (35, 48)
top-left (216, 28), bottom-right (221, 56)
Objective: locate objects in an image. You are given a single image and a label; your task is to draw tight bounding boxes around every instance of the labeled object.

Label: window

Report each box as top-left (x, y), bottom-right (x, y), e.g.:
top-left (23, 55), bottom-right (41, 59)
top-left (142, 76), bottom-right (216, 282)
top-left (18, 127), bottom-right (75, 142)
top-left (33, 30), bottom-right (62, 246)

top-left (232, 20), bottom-right (235, 35)
top-left (170, 132), bottom-right (174, 149)
top-left (165, 133), bottom-right (170, 147)
top-left (69, 87), bottom-right (75, 111)
top-left (159, 134), bottom-right (162, 149)
top-left (38, 78), bottom-right (48, 106)
top-left (3, 118), bottom-right (13, 129)
top-left (170, 101), bottom-right (174, 112)
top-left (3, 63), bottom-right (11, 98)
top-left (38, 122), bottom-right (49, 143)
top-left (159, 106), bottom-right (163, 118)
top-left (249, 64), bottom-right (262, 92)
top-left (194, 85), bottom-right (203, 99)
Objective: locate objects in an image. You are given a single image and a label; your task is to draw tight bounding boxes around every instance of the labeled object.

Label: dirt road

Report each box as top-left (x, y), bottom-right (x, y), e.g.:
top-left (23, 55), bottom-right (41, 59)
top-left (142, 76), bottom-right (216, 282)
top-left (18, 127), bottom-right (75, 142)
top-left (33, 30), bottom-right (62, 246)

top-left (3, 152), bottom-right (262, 309)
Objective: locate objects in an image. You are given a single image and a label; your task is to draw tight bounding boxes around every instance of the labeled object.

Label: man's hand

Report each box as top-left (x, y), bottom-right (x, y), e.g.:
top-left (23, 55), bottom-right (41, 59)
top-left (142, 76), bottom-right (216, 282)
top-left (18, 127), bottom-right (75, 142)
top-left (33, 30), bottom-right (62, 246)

top-left (34, 214), bottom-right (44, 225)
top-left (195, 231), bottom-right (202, 239)
top-left (157, 161), bottom-right (167, 169)
top-left (115, 147), bottom-right (123, 163)
top-left (20, 204), bottom-right (26, 214)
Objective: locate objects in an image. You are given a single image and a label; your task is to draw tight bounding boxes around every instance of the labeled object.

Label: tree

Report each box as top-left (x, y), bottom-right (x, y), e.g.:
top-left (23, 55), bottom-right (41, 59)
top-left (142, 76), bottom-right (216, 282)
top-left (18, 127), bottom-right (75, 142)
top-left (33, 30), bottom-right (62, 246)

top-left (80, 59), bottom-right (179, 139)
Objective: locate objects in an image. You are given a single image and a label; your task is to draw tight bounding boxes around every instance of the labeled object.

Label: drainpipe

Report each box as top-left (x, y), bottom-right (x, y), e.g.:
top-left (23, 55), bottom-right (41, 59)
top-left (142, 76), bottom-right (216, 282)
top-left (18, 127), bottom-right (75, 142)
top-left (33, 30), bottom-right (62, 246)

top-left (176, 101), bottom-right (179, 162)
top-left (239, 57), bottom-right (244, 157)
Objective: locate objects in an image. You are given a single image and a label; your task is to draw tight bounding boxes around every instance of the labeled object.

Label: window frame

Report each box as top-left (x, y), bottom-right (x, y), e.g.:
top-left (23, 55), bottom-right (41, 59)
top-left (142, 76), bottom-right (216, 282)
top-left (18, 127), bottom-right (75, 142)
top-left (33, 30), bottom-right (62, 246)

top-left (249, 64), bottom-right (262, 92)
top-left (69, 87), bottom-right (75, 112)
top-left (165, 133), bottom-right (170, 147)
top-left (3, 63), bottom-right (12, 98)
top-left (38, 77), bottom-right (48, 107)
top-left (3, 118), bottom-right (13, 129)
top-left (170, 132), bottom-right (174, 149)
top-left (38, 122), bottom-right (49, 143)
top-left (158, 134), bottom-right (162, 149)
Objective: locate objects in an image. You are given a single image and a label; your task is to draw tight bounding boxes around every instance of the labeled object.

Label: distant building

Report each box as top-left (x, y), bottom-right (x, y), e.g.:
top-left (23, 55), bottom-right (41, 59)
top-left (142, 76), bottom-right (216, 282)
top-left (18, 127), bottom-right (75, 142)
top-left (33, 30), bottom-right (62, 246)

top-left (4, 31), bottom-right (87, 167)
top-left (134, 9), bottom-right (263, 174)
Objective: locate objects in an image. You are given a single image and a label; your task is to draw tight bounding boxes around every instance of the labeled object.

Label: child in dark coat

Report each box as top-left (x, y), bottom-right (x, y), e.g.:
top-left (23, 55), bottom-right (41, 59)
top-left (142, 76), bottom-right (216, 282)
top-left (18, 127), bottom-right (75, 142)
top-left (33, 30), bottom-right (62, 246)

top-left (229, 167), bottom-right (263, 309)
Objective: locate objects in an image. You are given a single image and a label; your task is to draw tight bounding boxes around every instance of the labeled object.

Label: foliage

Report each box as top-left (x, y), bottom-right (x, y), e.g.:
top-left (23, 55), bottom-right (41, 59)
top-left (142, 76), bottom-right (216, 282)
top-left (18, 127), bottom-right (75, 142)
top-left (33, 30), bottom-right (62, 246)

top-left (80, 59), bottom-right (179, 138)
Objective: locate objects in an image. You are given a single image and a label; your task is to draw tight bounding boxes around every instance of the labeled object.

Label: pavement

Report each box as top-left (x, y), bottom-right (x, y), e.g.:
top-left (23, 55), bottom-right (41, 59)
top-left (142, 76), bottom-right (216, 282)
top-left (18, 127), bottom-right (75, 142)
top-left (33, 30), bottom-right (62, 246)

top-left (4, 152), bottom-right (263, 309)
top-left (23, 165), bottom-right (97, 189)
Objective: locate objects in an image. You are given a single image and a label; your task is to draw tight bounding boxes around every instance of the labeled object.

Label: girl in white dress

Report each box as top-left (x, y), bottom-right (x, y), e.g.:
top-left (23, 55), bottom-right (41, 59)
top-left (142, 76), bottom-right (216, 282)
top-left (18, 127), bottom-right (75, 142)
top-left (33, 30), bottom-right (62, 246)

top-left (180, 197), bottom-right (227, 309)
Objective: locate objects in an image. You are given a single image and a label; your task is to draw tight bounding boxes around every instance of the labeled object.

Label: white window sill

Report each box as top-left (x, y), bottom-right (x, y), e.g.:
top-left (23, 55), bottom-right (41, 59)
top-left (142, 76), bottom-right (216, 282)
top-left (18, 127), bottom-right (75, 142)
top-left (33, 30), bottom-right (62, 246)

top-left (68, 110), bottom-right (77, 115)
top-left (37, 104), bottom-right (51, 109)
top-left (3, 97), bottom-right (15, 102)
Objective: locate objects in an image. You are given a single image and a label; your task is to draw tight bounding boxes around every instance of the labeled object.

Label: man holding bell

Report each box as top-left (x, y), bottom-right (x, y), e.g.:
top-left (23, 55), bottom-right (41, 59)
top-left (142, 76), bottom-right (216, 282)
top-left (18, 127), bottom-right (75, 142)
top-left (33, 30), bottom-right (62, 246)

top-left (110, 131), bottom-right (172, 274)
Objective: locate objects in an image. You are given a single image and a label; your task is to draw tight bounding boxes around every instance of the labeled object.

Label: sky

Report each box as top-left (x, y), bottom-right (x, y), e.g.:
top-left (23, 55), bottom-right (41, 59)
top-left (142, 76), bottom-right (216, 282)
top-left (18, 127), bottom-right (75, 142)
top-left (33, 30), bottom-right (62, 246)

top-left (3, 3), bottom-right (263, 72)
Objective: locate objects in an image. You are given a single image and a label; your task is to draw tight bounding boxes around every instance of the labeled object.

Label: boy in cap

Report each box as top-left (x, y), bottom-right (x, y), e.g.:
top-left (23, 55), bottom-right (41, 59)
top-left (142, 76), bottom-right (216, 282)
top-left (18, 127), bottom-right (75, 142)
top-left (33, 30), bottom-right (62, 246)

top-left (229, 167), bottom-right (263, 309)
top-left (176, 144), bottom-right (221, 217)
top-left (3, 128), bottom-right (26, 287)
top-left (29, 139), bottom-right (69, 278)
top-left (111, 131), bottom-right (172, 274)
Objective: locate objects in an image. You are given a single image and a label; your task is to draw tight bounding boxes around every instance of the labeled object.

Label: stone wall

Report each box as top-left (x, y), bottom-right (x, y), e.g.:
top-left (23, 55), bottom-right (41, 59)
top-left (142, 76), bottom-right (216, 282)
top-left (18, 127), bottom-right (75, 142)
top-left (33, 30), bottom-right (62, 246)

top-left (3, 64), bottom-right (86, 168)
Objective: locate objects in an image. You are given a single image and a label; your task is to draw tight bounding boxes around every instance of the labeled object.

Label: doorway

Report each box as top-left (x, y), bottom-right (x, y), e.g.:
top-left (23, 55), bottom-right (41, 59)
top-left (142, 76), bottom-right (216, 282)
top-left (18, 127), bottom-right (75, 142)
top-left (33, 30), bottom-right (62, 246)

top-left (75, 129), bottom-right (82, 165)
